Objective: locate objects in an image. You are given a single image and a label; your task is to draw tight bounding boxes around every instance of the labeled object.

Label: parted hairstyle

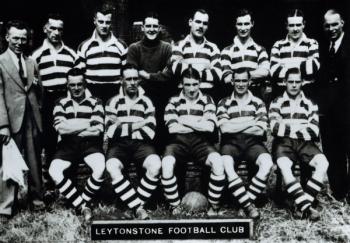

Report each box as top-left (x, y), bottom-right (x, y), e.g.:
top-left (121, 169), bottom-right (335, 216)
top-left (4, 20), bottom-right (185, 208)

top-left (181, 64), bottom-right (201, 82)
top-left (6, 20), bottom-right (28, 34)
top-left (66, 68), bottom-right (86, 81)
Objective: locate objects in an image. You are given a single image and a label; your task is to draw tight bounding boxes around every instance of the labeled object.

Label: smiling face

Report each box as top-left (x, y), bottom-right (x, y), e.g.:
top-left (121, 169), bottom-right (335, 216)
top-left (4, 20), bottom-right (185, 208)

top-left (233, 72), bottom-right (250, 96)
top-left (285, 72), bottom-right (302, 98)
top-left (44, 18), bottom-right (64, 45)
top-left (236, 14), bottom-right (254, 40)
top-left (287, 16), bottom-right (305, 42)
top-left (94, 12), bottom-right (112, 38)
top-left (189, 11), bottom-right (209, 40)
top-left (67, 74), bottom-right (86, 100)
top-left (122, 69), bottom-right (140, 97)
top-left (324, 13), bottom-right (344, 41)
top-left (6, 27), bottom-right (27, 55)
top-left (142, 17), bottom-right (160, 41)
top-left (183, 77), bottom-right (200, 100)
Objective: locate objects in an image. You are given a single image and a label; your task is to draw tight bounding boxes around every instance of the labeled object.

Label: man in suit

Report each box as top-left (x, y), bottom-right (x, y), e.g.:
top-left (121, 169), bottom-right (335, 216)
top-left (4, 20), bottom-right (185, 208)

top-left (318, 9), bottom-right (350, 202)
top-left (0, 20), bottom-right (44, 221)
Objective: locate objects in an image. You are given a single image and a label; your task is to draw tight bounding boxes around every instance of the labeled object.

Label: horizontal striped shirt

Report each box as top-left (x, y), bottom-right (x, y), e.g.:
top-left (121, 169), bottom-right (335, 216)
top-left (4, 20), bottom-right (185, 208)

top-left (164, 91), bottom-right (217, 134)
top-left (31, 39), bottom-right (77, 90)
top-left (171, 35), bottom-right (222, 89)
top-left (268, 91), bottom-right (319, 141)
top-left (76, 31), bottom-right (127, 85)
top-left (105, 87), bottom-right (156, 141)
top-left (270, 34), bottom-right (320, 85)
top-left (221, 36), bottom-right (269, 81)
top-left (53, 89), bottom-right (105, 138)
top-left (217, 91), bottom-right (268, 133)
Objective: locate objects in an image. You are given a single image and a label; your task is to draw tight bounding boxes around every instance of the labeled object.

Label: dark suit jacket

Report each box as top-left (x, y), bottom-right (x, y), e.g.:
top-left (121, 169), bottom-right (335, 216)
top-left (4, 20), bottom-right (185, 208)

top-left (317, 32), bottom-right (350, 118)
top-left (0, 49), bottom-right (43, 134)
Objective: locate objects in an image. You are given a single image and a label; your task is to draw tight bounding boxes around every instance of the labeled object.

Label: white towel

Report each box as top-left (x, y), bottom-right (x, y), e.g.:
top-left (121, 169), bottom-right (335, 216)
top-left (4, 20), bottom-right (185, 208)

top-left (2, 139), bottom-right (28, 187)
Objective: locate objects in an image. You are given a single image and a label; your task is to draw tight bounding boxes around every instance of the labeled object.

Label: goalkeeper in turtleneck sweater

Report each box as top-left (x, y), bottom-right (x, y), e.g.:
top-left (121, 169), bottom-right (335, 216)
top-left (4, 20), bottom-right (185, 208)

top-left (127, 12), bottom-right (173, 153)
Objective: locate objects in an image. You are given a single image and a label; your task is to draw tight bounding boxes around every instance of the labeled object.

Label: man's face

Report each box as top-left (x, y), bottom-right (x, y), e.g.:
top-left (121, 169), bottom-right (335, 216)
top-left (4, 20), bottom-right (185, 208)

top-left (236, 14), bottom-right (254, 40)
top-left (67, 75), bottom-right (85, 100)
top-left (122, 69), bottom-right (140, 96)
top-left (324, 13), bottom-right (344, 40)
top-left (94, 12), bottom-right (112, 38)
top-left (142, 17), bottom-right (160, 40)
top-left (233, 72), bottom-right (250, 96)
top-left (287, 16), bottom-right (305, 41)
top-left (44, 18), bottom-right (64, 45)
top-left (6, 27), bottom-right (27, 55)
top-left (285, 73), bottom-right (302, 97)
top-left (183, 77), bottom-right (200, 100)
top-left (189, 12), bottom-right (209, 39)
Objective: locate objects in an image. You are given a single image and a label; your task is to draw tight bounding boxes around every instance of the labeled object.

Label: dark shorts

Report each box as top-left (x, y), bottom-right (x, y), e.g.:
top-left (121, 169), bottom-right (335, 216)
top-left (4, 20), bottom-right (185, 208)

top-left (106, 138), bottom-right (157, 166)
top-left (53, 136), bottom-right (103, 163)
top-left (163, 133), bottom-right (217, 165)
top-left (221, 133), bottom-right (268, 164)
top-left (272, 137), bottom-right (322, 165)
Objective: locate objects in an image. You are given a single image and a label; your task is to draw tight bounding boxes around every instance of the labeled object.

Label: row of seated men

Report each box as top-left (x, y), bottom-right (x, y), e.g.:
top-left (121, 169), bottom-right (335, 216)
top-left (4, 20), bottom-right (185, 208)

top-left (48, 64), bottom-right (328, 223)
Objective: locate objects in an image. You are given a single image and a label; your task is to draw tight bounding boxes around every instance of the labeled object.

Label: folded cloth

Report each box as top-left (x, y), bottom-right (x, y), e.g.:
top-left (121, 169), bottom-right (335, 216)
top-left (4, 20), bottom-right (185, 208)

top-left (2, 139), bottom-right (28, 187)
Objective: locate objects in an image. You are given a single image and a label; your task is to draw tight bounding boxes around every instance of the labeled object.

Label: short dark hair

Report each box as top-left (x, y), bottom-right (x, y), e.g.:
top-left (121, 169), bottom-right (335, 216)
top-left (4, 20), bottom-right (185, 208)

top-left (94, 4), bottom-right (114, 17)
top-left (284, 67), bottom-right (302, 80)
top-left (235, 9), bottom-right (253, 23)
top-left (234, 69), bottom-right (251, 80)
top-left (286, 9), bottom-right (304, 22)
top-left (122, 63), bottom-right (138, 77)
top-left (66, 68), bottom-right (85, 81)
top-left (181, 64), bottom-right (201, 81)
top-left (6, 20), bottom-right (28, 34)
top-left (47, 13), bottom-right (64, 23)
top-left (144, 11), bottom-right (159, 22)
top-left (192, 9), bottom-right (208, 19)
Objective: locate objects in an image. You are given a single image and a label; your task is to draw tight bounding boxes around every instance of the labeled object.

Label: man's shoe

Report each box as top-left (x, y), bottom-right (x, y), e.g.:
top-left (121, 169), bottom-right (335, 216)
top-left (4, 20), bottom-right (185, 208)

top-left (170, 205), bottom-right (182, 216)
top-left (31, 200), bottom-right (46, 211)
top-left (305, 207), bottom-right (320, 221)
top-left (43, 191), bottom-right (56, 206)
top-left (81, 206), bottom-right (93, 222)
top-left (135, 206), bottom-right (150, 220)
top-left (243, 204), bottom-right (260, 219)
top-left (207, 206), bottom-right (227, 217)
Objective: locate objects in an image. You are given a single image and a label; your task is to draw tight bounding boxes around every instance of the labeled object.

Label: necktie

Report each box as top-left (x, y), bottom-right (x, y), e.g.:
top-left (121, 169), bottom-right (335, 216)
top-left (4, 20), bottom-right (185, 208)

top-left (17, 54), bottom-right (27, 86)
top-left (329, 40), bottom-right (335, 57)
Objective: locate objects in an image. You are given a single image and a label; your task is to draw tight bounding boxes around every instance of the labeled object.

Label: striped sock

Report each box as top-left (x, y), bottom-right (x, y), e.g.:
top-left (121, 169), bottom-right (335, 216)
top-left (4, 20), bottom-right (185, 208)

top-left (286, 180), bottom-right (311, 212)
top-left (82, 176), bottom-right (104, 202)
top-left (56, 178), bottom-right (84, 209)
top-left (112, 175), bottom-right (142, 209)
top-left (247, 176), bottom-right (267, 201)
top-left (304, 178), bottom-right (323, 204)
top-left (228, 177), bottom-right (251, 208)
top-left (137, 174), bottom-right (159, 205)
top-left (208, 173), bottom-right (225, 206)
top-left (161, 176), bottom-right (181, 207)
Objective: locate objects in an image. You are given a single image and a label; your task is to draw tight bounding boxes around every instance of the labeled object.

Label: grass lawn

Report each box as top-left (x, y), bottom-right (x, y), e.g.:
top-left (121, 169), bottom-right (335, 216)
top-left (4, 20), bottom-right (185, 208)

top-left (1, 178), bottom-right (350, 243)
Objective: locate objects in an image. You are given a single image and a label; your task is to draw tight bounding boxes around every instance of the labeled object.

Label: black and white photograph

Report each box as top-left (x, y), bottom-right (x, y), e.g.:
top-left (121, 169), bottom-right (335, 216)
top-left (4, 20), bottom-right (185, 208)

top-left (0, 0), bottom-right (349, 242)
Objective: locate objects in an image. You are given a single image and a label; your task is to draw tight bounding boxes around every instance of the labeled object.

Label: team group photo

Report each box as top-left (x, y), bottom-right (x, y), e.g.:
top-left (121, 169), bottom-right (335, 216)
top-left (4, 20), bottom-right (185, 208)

top-left (0, 0), bottom-right (349, 241)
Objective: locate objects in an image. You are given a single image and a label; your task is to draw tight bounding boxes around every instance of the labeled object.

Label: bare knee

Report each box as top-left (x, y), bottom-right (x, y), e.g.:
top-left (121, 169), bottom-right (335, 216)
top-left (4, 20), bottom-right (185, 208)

top-left (49, 159), bottom-right (70, 183)
top-left (310, 154), bottom-right (329, 174)
top-left (106, 158), bottom-right (123, 180)
top-left (162, 156), bottom-right (176, 178)
top-left (207, 152), bottom-right (224, 175)
top-left (144, 154), bottom-right (161, 178)
top-left (256, 153), bottom-right (274, 176)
